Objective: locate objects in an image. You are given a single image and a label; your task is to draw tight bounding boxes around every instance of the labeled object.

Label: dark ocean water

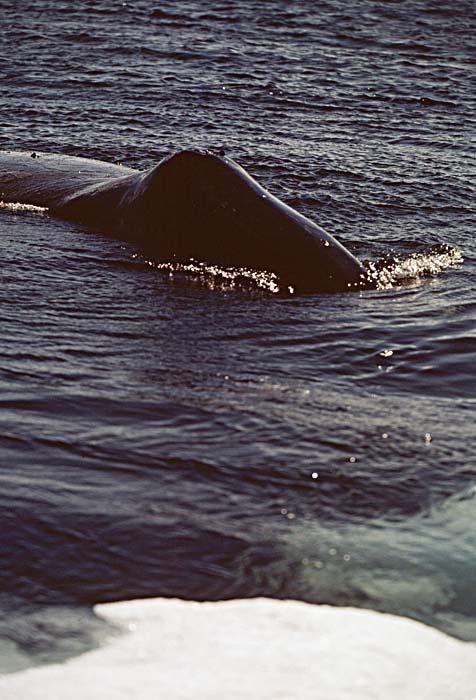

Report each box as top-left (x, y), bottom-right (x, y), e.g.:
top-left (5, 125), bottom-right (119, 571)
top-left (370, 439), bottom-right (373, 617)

top-left (1, 0), bottom-right (475, 673)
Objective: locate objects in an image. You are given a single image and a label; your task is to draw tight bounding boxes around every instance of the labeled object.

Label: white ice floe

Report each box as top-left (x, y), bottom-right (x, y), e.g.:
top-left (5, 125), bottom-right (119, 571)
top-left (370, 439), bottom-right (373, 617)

top-left (1, 597), bottom-right (476, 700)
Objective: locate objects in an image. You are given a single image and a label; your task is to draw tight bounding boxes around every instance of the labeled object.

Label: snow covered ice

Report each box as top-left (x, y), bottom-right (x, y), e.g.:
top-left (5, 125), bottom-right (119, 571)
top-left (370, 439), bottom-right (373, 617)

top-left (2, 597), bottom-right (476, 700)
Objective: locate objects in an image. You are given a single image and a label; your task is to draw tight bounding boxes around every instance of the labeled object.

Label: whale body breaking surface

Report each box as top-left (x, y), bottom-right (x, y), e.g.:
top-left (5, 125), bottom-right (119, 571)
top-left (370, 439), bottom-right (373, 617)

top-left (0, 149), bottom-right (369, 294)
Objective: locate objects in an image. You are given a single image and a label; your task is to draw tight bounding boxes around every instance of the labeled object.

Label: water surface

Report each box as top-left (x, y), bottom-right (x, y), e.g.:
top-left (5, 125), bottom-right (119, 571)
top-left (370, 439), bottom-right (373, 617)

top-left (0, 0), bottom-right (475, 672)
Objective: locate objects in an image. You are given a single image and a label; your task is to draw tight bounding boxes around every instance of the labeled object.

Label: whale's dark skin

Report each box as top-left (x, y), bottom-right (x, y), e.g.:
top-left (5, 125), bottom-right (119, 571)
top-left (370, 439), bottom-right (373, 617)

top-left (0, 149), bottom-right (368, 293)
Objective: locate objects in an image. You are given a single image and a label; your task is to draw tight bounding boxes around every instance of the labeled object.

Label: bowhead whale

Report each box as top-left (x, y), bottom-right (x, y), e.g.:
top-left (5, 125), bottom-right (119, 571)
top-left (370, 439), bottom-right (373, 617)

top-left (0, 149), bottom-right (368, 293)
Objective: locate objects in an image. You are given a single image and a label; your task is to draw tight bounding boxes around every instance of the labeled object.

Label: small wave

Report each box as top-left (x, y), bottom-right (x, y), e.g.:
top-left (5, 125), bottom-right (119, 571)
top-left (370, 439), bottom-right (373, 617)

top-left (365, 93), bottom-right (458, 109)
top-left (0, 201), bottom-right (48, 213)
top-left (384, 41), bottom-right (435, 54)
top-left (365, 244), bottom-right (463, 290)
top-left (150, 8), bottom-right (188, 20)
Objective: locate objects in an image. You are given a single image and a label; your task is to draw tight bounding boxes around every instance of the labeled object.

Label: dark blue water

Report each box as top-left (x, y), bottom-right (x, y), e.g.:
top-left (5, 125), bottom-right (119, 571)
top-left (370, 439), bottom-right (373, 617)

top-left (1, 0), bottom-right (475, 672)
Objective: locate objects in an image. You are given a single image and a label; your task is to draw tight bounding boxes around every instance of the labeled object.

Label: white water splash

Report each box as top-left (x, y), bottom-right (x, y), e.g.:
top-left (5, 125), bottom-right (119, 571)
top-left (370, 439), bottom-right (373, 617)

top-left (136, 256), bottom-right (288, 294)
top-left (366, 245), bottom-right (464, 290)
top-left (0, 201), bottom-right (49, 213)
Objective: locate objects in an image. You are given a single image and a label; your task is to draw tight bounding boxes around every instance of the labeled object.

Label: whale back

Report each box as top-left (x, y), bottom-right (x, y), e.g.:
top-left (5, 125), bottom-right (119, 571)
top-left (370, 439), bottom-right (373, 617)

top-left (0, 149), bottom-right (367, 293)
top-left (0, 151), bottom-right (135, 209)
